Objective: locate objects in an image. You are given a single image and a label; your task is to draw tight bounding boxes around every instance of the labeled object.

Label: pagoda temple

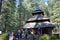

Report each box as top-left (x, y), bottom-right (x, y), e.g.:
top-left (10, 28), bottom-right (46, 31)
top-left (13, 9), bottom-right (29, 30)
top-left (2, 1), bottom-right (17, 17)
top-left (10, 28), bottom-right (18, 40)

top-left (23, 8), bottom-right (55, 35)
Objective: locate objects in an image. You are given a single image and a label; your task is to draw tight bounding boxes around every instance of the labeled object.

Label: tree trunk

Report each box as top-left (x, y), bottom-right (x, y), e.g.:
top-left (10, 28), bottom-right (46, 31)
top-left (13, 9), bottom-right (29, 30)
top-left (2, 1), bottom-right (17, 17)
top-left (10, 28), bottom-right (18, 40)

top-left (0, 0), bottom-right (2, 14)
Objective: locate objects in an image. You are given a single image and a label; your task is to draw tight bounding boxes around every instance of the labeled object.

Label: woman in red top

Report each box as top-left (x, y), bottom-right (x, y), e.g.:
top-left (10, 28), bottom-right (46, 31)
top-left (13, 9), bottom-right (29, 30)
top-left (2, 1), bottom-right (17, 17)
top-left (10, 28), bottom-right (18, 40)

top-left (9, 32), bottom-right (14, 40)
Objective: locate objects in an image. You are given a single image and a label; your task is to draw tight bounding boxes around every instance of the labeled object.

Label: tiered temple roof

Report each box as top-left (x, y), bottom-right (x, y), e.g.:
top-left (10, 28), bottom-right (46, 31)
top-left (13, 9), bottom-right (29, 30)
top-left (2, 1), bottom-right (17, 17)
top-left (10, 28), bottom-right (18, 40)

top-left (23, 8), bottom-right (55, 28)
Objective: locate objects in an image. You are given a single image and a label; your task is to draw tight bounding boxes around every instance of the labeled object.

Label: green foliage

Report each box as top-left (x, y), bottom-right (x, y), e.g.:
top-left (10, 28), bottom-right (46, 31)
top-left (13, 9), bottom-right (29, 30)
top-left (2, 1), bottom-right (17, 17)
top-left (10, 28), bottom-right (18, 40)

top-left (47, 0), bottom-right (60, 32)
top-left (1, 0), bottom-right (17, 32)
top-left (39, 35), bottom-right (47, 40)
top-left (0, 33), bottom-right (6, 40)
top-left (49, 35), bottom-right (57, 40)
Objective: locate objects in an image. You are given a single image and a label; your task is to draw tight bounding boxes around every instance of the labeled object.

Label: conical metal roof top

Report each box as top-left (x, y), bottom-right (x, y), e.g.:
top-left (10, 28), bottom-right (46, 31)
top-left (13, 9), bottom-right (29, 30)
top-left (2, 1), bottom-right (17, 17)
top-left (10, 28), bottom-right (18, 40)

top-left (32, 7), bottom-right (44, 16)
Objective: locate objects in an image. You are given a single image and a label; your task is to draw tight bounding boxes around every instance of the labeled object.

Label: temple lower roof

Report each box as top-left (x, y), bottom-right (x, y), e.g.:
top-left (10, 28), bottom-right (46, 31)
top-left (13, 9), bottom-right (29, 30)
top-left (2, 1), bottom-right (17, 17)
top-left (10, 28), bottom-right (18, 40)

top-left (23, 22), bottom-right (55, 28)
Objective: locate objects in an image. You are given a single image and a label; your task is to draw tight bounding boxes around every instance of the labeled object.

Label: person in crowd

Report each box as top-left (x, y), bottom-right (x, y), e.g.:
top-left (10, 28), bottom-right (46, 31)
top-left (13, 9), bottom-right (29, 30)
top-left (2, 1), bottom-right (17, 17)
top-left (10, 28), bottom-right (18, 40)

top-left (15, 29), bottom-right (22, 40)
top-left (30, 29), bottom-right (35, 40)
top-left (28, 31), bottom-right (33, 40)
top-left (25, 29), bottom-right (28, 40)
top-left (9, 32), bottom-right (14, 40)
top-left (35, 28), bottom-right (41, 40)
top-left (21, 29), bottom-right (25, 40)
top-left (6, 31), bottom-right (11, 40)
top-left (37, 28), bottom-right (41, 35)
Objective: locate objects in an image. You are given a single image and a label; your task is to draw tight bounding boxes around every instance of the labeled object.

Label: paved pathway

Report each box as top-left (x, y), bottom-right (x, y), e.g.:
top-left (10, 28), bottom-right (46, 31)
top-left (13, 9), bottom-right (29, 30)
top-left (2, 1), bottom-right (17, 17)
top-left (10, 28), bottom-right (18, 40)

top-left (0, 37), bottom-right (3, 40)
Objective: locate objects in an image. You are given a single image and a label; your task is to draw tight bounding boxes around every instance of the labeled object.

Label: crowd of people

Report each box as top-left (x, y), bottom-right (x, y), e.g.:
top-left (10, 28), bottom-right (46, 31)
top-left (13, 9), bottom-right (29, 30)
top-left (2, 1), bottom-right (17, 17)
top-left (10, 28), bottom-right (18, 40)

top-left (5, 28), bottom-right (41, 40)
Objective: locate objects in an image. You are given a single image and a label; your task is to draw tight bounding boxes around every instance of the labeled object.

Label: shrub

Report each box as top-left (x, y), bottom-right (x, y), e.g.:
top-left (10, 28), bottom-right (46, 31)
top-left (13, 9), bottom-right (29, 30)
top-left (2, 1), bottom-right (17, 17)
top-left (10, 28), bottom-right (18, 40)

top-left (49, 35), bottom-right (57, 40)
top-left (39, 35), bottom-right (47, 40)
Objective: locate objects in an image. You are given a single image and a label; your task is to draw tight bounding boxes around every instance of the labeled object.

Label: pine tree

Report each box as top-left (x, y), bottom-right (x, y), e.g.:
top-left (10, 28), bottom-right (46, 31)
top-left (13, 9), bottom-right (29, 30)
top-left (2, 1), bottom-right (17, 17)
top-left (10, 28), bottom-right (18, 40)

top-left (1, 0), bottom-right (16, 32)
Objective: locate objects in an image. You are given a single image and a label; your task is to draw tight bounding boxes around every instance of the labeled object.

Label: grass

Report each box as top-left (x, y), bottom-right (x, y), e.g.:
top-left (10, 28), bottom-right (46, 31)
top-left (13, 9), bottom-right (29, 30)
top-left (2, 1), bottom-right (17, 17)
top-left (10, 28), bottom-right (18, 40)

top-left (58, 39), bottom-right (60, 40)
top-left (0, 33), bottom-right (6, 40)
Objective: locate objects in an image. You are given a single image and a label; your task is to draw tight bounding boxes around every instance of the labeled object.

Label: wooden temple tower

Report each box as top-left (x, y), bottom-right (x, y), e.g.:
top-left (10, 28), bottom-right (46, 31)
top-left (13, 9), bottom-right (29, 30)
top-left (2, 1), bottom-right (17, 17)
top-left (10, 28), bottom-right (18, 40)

top-left (23, 8), bottom-right (55, 35)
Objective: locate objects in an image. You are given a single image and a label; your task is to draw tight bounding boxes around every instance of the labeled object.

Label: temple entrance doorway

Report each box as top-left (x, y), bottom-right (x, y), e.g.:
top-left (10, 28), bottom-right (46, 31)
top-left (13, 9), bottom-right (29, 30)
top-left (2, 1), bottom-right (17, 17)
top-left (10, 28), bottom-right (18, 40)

top-left (41, 28), bottom-right (53, 35)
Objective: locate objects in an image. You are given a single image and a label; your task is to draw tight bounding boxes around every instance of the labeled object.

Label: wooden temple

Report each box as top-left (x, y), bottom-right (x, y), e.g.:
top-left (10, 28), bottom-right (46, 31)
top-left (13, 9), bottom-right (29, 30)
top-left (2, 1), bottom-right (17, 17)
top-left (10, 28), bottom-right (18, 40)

top-left (23, 8), bottom-right (55, 35)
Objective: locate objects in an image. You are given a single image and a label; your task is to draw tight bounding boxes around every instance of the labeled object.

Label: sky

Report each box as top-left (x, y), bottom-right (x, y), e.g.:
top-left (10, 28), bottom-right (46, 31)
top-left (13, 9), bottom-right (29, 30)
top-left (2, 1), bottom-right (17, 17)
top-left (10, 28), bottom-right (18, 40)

top-left (16, 0), bottom-right (19, 6)
top-left (16, 0), bottom-right (48, 6)
top-left (45, 2), bottom-right (48, 6)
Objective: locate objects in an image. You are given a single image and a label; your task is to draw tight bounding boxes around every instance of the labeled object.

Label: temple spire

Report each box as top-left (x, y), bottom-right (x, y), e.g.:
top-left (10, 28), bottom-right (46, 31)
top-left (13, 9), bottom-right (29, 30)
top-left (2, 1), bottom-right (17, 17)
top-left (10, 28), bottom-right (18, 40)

top-left (35, 6), bottom-right (41, 11)
top-left (32, 6), bottom-right (44, 16)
